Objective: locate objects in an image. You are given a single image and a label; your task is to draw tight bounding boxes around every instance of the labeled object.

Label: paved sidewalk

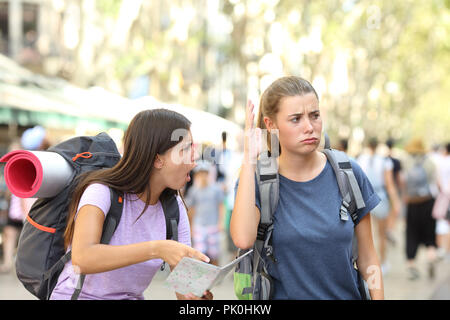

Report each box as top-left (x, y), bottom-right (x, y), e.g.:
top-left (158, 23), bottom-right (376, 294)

top-left (376, 219), bottom-right (450, 300)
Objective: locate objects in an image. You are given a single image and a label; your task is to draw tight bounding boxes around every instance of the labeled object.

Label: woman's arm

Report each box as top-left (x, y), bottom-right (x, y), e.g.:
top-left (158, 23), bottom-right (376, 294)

top-left (384, 168), bottom-right (400, 216)
top-left (230, 100), bottom-right (262, 249)
top-left (354, 213), bottom-right (384, 300)
top-left (230, 163), bottom-right (261, 249)
top-left (71, 204), bottom-right (209, 274)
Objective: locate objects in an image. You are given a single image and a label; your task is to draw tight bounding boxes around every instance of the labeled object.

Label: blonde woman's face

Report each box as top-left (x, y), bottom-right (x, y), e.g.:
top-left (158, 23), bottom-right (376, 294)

top-left (268, 93), bottom-right (322, 156)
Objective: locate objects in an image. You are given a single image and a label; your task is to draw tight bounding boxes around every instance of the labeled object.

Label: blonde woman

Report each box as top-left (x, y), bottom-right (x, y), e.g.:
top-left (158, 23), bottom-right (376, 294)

top-left (231, 76), bottom-right (384, 300)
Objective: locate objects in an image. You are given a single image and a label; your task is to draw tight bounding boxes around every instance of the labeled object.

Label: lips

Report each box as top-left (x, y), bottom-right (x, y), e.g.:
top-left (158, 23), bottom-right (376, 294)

top-left (301, 138), bottom-right (318, 144)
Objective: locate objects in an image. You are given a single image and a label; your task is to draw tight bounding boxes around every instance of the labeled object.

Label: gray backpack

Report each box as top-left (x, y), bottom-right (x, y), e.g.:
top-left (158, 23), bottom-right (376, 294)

top-left (405, 156), bottom-right (431, 198)
top-left (233, 133), bottom-right (371, 300)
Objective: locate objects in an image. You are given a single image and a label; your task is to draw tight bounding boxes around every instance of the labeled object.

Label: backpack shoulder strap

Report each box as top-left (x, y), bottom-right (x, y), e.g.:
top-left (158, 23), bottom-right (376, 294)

top-left (255, 147), bottom-right (279, 265)
top-left (158, 194), bottom-right (180, 272)
top-left (256, 155), bottom-right (279, 227)
top-left (322, 134), bottom-right (365, 223)
top-left (71, 187), bottom-right (124, 300)
top-left (100, 188), bottom-right (125, 243)
top-left (160, 194), bottom-right (180, 242)
top-left (322, 133), bottom-right (368, 281)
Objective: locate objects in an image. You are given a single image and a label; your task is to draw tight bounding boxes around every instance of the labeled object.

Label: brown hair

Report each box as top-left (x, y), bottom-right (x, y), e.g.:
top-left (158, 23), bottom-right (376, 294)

top-left (256, 76), bottom-right (319, 153)
top-left (64, 109), bottom-right (191, 249)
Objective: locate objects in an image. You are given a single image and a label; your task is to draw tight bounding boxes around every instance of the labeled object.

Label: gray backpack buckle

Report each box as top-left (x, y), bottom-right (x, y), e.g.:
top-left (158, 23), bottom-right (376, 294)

top-left (340, 204), bottom-right (349, 221)
top-left (257, 222), bottom-right (271, 241)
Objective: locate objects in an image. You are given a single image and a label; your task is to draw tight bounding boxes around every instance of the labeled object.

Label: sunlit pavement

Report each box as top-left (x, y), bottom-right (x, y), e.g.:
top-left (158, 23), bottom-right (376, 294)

top-left (1, 219), bottom-right (449, 300)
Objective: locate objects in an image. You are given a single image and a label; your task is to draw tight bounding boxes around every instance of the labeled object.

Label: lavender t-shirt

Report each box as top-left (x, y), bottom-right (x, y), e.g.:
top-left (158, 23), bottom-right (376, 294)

top-left (50, 183), bottom-right (191, 300)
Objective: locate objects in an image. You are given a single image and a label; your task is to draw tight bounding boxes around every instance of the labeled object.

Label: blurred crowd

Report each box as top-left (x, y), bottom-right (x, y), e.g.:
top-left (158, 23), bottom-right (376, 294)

top-left (340, 137), bottom-right (450, 281)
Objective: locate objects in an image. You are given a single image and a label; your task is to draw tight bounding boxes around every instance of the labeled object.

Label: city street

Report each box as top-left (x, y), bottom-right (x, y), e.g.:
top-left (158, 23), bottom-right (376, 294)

top-left (1, 218), bottom-right (449, 300)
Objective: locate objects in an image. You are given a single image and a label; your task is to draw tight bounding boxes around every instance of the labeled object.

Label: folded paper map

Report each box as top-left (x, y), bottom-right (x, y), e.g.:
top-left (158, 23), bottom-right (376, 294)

top-left (164, 249), bottom-right (253, 297)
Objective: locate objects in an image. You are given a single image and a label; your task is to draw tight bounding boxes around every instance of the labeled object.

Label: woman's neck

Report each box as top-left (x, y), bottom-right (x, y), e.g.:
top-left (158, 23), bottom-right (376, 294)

top-left (278, 150), bottom-right (327, 182)
top-left (139, 174), bottom-right (165, 205)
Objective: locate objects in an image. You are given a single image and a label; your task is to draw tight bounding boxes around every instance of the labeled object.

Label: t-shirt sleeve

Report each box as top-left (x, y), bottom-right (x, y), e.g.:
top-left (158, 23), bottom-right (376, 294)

top-left (76, 183), bottom-right (111, 219)
top-left (176, 196), bottom-right (192, 247)
top-left (233, 174), bottom-right (261, 212)
top-left (350, 159), bottom-right (381, 225)
top-left (384, 157), bottom-right (394, 171)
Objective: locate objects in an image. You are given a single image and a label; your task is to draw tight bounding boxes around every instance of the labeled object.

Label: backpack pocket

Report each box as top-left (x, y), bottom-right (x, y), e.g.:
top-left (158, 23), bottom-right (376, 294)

top-left (253, 271), bottom-right (274, 300)
top-left (16, 216), bottom-right (58, 299)
top-left (233, 249), bottom-right (253, 300)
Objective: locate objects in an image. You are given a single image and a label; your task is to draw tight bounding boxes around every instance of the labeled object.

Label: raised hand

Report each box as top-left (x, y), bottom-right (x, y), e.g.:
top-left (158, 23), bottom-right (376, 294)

top-left (243, 100), bottom-right (262, 166)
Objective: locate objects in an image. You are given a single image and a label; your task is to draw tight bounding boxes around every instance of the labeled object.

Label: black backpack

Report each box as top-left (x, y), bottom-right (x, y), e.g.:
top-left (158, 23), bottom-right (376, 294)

top-left (14, 132), bottom-right (180, 300)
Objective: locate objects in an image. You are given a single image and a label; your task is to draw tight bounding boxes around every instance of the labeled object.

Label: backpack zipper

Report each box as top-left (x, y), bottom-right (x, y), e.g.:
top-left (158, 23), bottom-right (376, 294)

top-left (71, 151), bottom-right (121, 162)
top-left (72, 152), bottom-right (93, 162)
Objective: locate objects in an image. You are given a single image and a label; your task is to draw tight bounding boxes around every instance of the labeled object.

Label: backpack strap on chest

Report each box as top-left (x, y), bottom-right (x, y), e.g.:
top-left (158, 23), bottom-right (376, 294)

top-left (71, 187), bottom-right (124, 300)
top-left (160, 194), bottom-right (180, 242)
top-left (159, 192), bottom-right (181, 272)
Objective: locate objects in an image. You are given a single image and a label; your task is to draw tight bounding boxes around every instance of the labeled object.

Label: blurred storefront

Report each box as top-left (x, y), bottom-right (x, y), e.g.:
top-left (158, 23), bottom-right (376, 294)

top-left (0, 53), bottom-right (243, 154)
top-left (0, 52), bottom-right (129, 154)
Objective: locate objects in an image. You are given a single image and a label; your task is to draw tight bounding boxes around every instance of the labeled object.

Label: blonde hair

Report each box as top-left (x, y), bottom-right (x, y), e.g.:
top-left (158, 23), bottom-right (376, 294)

top-left (256, 76), bottom-right (319, 154)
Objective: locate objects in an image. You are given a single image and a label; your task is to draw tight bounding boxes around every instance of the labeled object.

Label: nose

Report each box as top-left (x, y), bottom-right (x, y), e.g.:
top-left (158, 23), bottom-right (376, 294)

top-left (302, 117), bottom-right (314, 134)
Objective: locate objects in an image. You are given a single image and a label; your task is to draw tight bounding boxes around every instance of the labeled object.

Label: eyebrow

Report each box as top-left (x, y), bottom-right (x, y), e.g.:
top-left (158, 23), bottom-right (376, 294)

top-left (287, 110), bottom-right (320, 117)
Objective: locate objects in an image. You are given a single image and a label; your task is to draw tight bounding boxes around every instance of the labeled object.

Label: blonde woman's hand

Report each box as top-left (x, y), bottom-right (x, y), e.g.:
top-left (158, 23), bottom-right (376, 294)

top-left (157, 240), bottom-right (210, 269)
top-left (243, 100), bottom-right (262, 165)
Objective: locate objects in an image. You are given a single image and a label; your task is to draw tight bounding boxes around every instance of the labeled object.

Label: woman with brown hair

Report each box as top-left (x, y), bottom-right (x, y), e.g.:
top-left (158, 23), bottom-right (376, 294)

top-left (231, 76), bottom-right (384, 299)
top-left (50, 109), bottom-right (212, 300)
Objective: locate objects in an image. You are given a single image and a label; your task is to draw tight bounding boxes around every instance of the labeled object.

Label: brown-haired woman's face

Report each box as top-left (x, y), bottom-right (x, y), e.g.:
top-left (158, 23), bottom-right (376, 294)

top-left (157, 130), bottom-right (196, 190)
top-left (268, 93), bottom-right (322, 156)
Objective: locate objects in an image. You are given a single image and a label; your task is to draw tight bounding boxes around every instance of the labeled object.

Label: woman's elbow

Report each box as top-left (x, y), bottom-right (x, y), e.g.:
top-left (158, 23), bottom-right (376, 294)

top-left (230, 209), bottom-right (258, 249)
top-left (71, 250), bottom-right (92, 274)
top-left (231, 233), bottom-right (255, 250)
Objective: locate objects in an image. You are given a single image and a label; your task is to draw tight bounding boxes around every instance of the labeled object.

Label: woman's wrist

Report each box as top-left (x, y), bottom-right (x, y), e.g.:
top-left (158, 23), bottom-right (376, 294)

top-left (148, 240), bottom-right (165, 260)
top-left (241, 157), bottom-right (257, 171)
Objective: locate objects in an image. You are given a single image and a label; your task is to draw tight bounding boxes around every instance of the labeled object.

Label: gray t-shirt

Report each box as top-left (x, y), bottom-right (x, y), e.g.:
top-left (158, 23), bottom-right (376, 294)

top-left (185, 183), bottom-right (224, 226)
top-left (234, 159), bottom-right (380, 299)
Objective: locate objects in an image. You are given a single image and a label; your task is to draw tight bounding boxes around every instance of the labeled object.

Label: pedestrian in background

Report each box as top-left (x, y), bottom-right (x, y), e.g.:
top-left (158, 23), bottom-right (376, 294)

top-left (357, 138), bottom-right (400, 275)
top-left (385, 138), bottom-right (403, 245)
top-left (402, 138), bottom-right (438, 280)
top-left (336, 138), bottom-right (349, 153)
top-left (431, 142), bottom-right (450, 261)
top-left (185, 160), bottom-right (224, 266)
